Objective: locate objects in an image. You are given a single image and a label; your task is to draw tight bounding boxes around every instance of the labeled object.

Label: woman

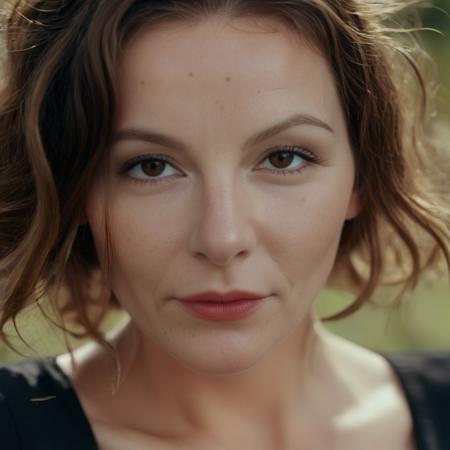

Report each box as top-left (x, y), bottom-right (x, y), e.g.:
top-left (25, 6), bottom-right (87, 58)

top-left (0, 1), bottom-right (449, 449)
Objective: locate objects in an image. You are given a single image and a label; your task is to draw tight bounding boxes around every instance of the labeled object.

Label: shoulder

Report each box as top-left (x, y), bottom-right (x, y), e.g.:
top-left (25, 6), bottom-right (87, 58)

top-left (314, 332), bottom-right (422, 449)
top-left (382, 350), bottom-right (450, 406)
top-left (319, 332), bottom-right (450, 449)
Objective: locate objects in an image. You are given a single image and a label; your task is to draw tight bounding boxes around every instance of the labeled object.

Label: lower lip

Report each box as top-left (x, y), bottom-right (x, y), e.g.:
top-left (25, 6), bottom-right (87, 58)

top-left (179, 298), bottom-right (264, 321)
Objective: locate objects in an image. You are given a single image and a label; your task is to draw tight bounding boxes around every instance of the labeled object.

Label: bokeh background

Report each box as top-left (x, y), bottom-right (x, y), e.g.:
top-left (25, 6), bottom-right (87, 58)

top-left (0, 1), bottom-right (449, 362)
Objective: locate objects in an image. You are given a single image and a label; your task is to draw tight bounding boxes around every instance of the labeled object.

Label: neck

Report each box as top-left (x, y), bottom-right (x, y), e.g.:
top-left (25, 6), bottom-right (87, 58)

top-left (107, 316), bottom-right (349, 442)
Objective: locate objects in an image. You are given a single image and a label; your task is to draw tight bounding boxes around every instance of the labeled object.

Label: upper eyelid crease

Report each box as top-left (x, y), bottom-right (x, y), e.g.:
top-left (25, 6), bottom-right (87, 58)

top-left (111, 113), bottom-right (335, 153)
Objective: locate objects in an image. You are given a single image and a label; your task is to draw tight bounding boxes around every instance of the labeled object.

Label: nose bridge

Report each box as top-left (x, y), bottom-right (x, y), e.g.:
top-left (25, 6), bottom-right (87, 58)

top-left (189, 171), bottom-right (253, 266)
top-left (202, 175), bottom-right (241, 229)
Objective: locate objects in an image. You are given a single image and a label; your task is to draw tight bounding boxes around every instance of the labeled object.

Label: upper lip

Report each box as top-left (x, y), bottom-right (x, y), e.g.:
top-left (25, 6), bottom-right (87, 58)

top-left (178, 290), bottom-right (266, 303)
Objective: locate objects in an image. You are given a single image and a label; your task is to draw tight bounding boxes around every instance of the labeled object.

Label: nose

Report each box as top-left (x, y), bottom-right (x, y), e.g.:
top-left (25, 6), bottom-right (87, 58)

top-left (188, 180), bottom-right (255, 267)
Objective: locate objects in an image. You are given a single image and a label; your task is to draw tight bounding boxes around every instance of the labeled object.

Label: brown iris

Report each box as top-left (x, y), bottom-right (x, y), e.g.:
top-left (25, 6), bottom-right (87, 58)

top-left (268, 152), bottom-right (294, 169)
top-left (141, 160), bottom-right (165, 177)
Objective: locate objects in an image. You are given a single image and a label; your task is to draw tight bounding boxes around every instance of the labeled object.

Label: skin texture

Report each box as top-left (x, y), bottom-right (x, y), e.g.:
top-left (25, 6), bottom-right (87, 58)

top-left (57, 16), bottom-right (417, 450)
top-left (90, 16), bottom-right (359, 374)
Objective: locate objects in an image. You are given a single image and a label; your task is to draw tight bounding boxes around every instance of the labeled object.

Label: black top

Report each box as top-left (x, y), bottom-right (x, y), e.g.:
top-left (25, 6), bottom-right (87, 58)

top-left (0, 351), bottom-right (449, 450)
top-left (0, 356), bottom-right (98, 450)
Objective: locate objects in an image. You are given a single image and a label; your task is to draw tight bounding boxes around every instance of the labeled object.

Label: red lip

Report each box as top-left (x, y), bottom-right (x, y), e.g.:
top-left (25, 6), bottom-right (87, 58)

top-left (178, 290), bottom-right (265, 303)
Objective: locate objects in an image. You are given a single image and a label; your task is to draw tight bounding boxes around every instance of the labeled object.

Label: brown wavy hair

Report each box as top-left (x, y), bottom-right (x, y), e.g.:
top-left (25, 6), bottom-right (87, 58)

top-left (0, 0), bottom-right (449, 356)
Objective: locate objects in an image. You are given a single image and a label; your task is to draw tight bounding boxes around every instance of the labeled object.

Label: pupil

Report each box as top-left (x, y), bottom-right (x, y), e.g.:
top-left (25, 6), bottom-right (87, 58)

top-left (142, 160), bottom-right (164, 176)
top-left (271, 152), bottom-right (293, 168)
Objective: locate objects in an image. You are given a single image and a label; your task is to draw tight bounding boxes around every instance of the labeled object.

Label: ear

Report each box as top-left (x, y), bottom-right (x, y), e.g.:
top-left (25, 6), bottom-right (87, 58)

top-left (345, 190), bottom-right (361, 220)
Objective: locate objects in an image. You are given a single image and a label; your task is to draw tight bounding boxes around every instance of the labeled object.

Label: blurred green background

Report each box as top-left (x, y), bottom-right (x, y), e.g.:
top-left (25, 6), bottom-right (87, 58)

top-left (421, 0), bottom-right (450, 119)
top-left (0, 1), bottom-right (449, 362)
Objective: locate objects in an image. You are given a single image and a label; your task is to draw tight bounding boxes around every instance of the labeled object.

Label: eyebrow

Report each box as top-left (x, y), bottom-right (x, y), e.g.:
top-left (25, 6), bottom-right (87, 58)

top-left (112, 113), bottom-right (335, 151)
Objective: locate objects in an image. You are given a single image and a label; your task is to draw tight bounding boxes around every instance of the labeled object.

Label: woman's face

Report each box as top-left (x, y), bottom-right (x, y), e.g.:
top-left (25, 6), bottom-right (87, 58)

top-left (86, 16), bottom-right (359, 373)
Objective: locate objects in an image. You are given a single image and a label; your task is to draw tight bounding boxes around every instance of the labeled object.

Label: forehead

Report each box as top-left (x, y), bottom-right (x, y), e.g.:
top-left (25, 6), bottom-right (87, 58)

top-left (116, 16), bottom-right (345, 136)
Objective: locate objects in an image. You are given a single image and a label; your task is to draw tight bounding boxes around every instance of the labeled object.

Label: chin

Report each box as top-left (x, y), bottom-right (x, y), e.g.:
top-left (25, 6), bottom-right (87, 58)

top-left (165, 335), bottom-right (272, 376)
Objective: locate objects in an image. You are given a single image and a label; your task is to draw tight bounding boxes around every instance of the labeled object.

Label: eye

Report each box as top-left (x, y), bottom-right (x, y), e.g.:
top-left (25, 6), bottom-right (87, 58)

top-left (119, 145), bottom-right (319, 185)
top-left (259, 145), bottom-right (317, 176)
top-left (122, 156), bottom-right (179, 185)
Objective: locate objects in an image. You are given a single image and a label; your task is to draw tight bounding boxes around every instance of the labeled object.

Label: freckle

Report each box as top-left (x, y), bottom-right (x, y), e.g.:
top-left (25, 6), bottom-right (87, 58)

top-left (188, 72), bottom-right (194, 78)
top-left (225, 76), bottom-right (231, 82)
top-left (140, 80), bottom-right (145, 86)
top-left (220, 105), bottom-right (225, 111)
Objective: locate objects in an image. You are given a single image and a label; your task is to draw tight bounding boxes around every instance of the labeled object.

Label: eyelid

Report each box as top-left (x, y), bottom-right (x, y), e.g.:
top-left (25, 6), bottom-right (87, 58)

top-left (119, 153), bottom-right (177, 174)
top-left (120, 145), bottom-right (319, 170)
top-left (262, 145), bottom-right (318, 162)
top-left (119, 144), bottom-right (321, 184)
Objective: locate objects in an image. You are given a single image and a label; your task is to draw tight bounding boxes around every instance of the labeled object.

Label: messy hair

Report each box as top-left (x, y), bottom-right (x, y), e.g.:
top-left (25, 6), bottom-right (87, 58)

top-left (0, 0), bottom-right (449, 356)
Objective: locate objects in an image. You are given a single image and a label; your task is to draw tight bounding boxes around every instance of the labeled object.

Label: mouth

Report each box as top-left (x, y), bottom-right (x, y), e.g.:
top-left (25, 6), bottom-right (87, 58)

top-left (177, 297), bottom-right (266, 321)
top-left (177, 290), bottom-right (266, 303)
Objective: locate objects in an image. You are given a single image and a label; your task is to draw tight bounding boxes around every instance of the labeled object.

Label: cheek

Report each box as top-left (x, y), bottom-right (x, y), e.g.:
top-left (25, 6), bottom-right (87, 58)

top-left (108, 194), bottom-right (183, 257)
top-left (263, 183), bottom-right (352, 289)
top-left (86, 193), bottom-right (184, 302)
top-left (86, 170), bottom-right (353, 310)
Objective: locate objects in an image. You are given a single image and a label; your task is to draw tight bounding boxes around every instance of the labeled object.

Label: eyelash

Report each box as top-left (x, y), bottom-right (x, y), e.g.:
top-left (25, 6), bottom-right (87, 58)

top-left (119, 145), bottom-right (320, 186)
